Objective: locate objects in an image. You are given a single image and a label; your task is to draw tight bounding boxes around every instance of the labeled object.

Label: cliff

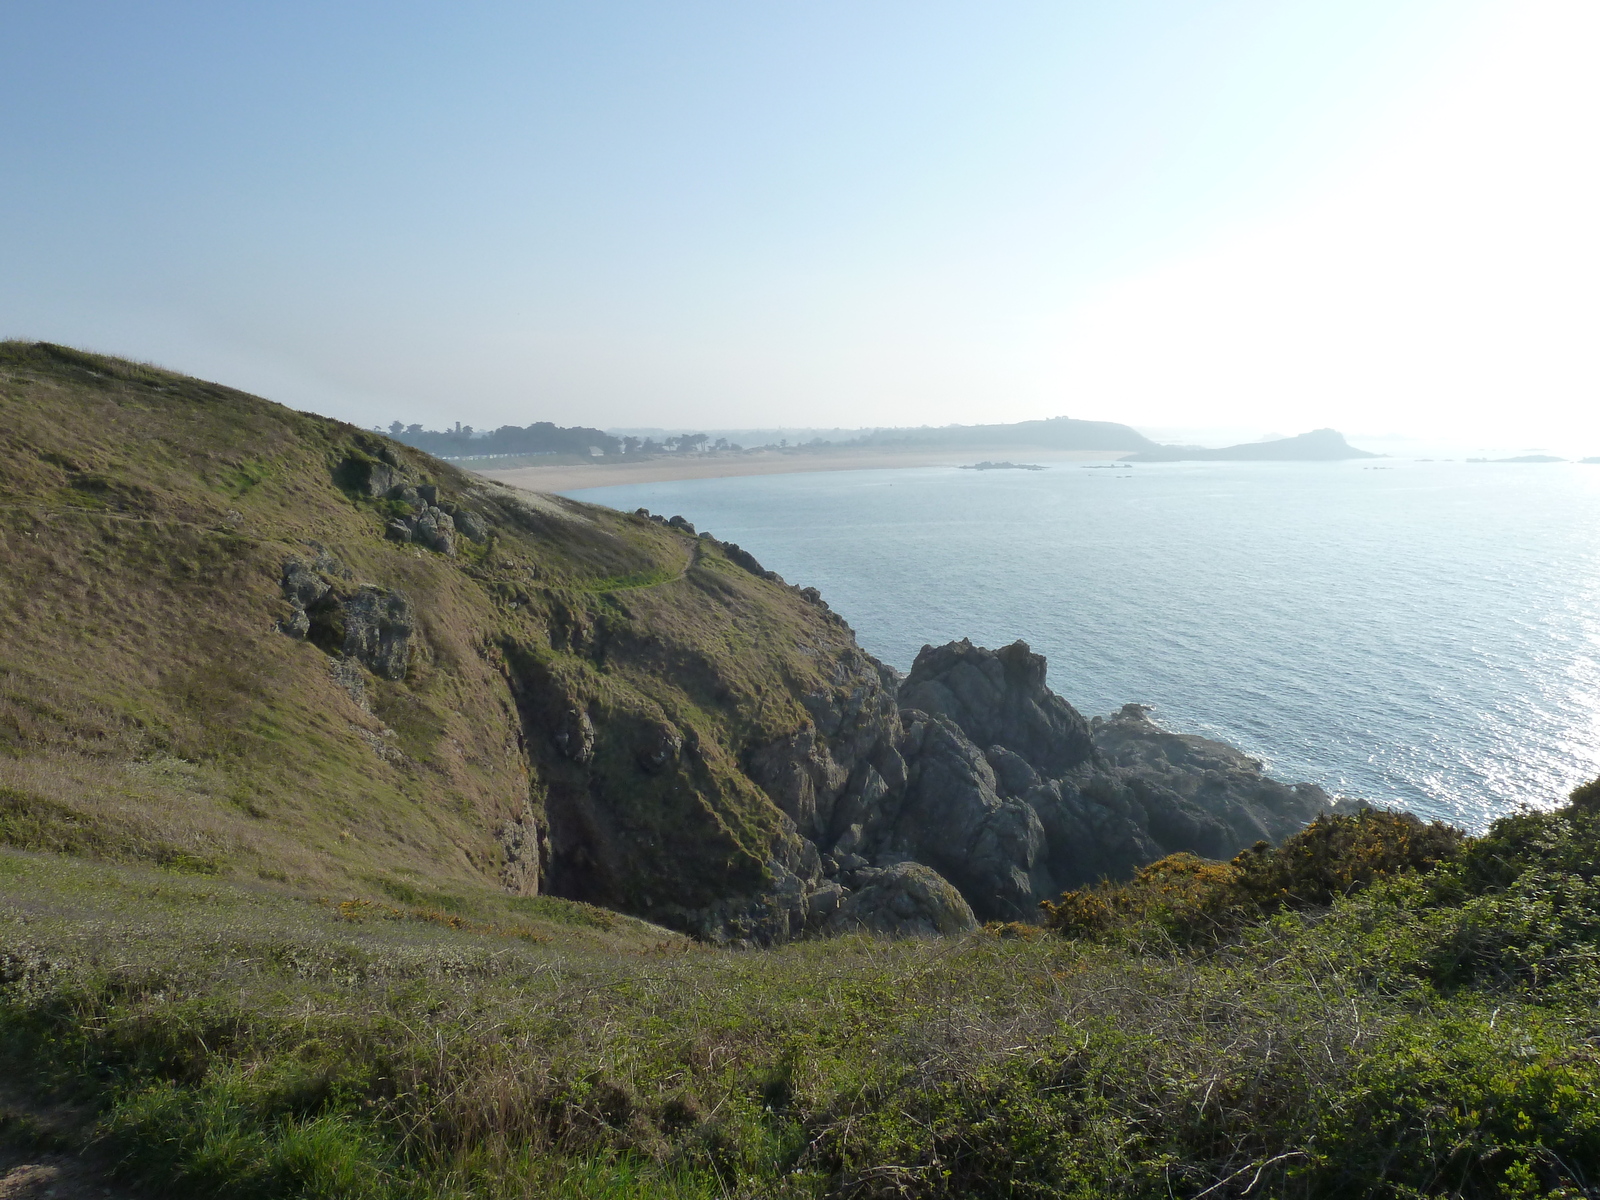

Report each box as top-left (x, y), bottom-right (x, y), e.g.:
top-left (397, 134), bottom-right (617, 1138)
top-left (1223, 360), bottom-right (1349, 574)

top-left (0, 342), bottom-right (1331, 943)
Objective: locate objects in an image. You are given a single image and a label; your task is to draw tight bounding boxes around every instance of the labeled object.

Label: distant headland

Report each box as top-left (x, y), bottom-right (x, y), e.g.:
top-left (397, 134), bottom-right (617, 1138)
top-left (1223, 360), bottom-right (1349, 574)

top-left (1126, 428), bottom-right (1379, 463)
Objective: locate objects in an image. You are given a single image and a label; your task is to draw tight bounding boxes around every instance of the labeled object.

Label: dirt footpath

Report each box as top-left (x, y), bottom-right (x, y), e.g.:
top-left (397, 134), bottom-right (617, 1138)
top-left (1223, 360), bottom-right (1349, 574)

top-left (0, 1154), bottom-right (130, 1199)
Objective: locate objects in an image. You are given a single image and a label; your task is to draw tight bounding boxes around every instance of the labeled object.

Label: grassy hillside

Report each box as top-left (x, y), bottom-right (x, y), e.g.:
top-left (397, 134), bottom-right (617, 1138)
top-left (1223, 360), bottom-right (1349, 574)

top-left (7, 791), bottom-right (1600, 1198)
top-left (0, 341), bottom-right (870, 924)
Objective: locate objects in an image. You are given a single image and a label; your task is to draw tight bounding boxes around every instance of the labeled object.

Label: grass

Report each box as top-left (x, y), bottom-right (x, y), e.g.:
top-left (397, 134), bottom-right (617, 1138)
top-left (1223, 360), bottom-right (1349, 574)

top-left (8, 789), bottom-right (1600, 1198)
top-left (0, 340), bottom-right (869, 918)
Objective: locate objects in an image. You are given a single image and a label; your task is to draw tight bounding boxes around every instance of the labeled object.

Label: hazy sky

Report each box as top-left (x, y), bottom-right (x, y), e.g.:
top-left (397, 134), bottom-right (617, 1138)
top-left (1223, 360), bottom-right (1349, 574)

top-left (3, 2), bottom-right (1596, 447)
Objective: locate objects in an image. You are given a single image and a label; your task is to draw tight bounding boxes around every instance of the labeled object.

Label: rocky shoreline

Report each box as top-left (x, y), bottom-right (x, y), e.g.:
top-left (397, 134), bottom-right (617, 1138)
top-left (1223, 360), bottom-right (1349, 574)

top-left (707, 637), bottom-right (1331, 942)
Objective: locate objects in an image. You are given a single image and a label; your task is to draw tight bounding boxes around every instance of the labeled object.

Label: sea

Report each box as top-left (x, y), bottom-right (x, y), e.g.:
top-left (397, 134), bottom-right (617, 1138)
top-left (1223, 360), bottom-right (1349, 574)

top-left (565, 459), bottom-right (1600, 830)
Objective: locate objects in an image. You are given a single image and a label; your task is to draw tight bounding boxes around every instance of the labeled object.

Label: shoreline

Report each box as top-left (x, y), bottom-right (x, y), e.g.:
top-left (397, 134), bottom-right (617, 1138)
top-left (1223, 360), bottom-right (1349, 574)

top-left (476, 447), bottom-right (1131, 493)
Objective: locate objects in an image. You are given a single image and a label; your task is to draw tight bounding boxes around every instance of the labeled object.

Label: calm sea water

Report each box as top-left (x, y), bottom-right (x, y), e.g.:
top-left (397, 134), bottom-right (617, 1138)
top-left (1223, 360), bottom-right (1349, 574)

top-left (567, 461), bottom-right (1600, 829)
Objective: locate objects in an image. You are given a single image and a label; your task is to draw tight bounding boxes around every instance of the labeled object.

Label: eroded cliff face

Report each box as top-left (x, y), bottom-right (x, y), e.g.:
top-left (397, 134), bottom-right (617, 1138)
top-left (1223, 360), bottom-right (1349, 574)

top-left (510, 591), bottom-right (1332, 940)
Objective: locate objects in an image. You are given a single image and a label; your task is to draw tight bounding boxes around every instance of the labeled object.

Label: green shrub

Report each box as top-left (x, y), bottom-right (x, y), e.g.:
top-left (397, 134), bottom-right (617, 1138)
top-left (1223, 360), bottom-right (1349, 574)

top-left (1041, 810), bottom-right (1462, 943)
top-left (1229, 807), bottom-right (1463, 910)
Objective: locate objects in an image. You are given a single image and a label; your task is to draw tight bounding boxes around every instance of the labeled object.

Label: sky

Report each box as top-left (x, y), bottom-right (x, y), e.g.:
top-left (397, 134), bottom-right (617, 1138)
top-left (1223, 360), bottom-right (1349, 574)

top-left (2, 1), bottom-right (1596, 449)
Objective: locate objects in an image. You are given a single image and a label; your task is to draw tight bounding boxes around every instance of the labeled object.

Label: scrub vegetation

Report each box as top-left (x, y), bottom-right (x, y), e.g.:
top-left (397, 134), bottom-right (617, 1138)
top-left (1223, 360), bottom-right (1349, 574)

top-left (7, 788), bottom-right (1600, 1198)
top-left (4, 342), bottom-right (1600, 1197)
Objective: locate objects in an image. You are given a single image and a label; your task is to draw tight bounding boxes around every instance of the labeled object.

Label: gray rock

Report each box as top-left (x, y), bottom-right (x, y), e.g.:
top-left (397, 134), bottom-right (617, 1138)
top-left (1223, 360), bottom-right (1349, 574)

top-left (824, 861), bottom-right (978, 938)
top-left (340, 586), bottom-right (415, 681)
top-left (1090, 703), bottom-right (1328, 850)
top-left (890, 714), bottom-right (1042, 921)
top-left (807, 878), bottom-right (845, 922)
top-left (384, 519), bottom-right (412, 544)
top-left (339, 454), bottom-right (407, 498)
top-left (328, 656), bottom-right (368, 709)
top-left (985, 744), bottom-right (1040, 797)
top-left (281, 558), bottom-right (331, 608)
top-left (412, 506), bottom-right (456, 555)
top-left (554, 706), bottom-right (596, 764)
top-left (499, 801), bottom-right (546, 896)
top-left (899, 639), bottom-right (1096, 776)
top-left (453, 510), bottom-right (490, 543)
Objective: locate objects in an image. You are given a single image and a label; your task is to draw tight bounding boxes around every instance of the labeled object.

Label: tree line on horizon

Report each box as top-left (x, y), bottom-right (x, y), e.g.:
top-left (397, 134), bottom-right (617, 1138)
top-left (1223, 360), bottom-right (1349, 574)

top-left (383, 412), bottom-right (1155, 460)
top-left (385, 420), bottom-right (745, 459)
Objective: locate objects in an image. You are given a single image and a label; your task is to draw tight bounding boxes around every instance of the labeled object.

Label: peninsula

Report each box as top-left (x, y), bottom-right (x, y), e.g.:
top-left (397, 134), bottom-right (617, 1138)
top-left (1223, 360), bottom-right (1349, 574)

top-left (1126, 427), bottom-right (1379, 462)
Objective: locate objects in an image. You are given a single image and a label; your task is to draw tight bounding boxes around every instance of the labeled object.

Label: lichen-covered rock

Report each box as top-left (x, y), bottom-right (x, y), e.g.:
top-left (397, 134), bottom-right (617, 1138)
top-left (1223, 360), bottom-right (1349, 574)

top-left (281, 558), bottom-right (331, 609)
top-left (412, 506), bottom-right (456, 555)
top-left (499, 800), bottom-right (546, 896)
top-left (339, 586), bottom-right (414, 681)
top-left (337, 452), bottom-right (408, 498)
top-left (279, 555), bottom-right (338, 637)
top-left (824, 861), bottom-right (978, 938)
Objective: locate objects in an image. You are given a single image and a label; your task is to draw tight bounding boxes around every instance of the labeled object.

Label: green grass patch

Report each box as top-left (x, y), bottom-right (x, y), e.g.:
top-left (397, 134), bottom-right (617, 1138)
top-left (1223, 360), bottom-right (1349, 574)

top-left (0, 786), bottom-right (224, 874)
top-left (578, 566), bottom-right (682, 594)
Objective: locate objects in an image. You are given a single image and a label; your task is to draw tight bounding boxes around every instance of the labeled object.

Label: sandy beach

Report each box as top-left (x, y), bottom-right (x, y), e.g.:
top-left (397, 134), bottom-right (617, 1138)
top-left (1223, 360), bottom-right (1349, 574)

top-left (476, 447), bottom-right (1129, 493)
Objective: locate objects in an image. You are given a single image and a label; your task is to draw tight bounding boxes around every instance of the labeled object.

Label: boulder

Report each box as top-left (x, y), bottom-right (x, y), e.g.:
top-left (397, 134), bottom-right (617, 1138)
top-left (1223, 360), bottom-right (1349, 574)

top-left (337, 452), bottom-right (408, 498)
top-left (636, 723), bottom-right (683, 773)
top-left (453, 510), bottom-right (490, 543)
top-left (824, 861), bottom-right (978, 938)
top-left (554, 706), bottom-right (596, 764)
top-left (281, 558), bottom-right (331, 609)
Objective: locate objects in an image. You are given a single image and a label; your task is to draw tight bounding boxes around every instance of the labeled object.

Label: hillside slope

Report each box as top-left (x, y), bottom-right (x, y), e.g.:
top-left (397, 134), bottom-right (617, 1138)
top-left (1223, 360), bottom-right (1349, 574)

top-left (0, 342), bottom-right (1327, 940)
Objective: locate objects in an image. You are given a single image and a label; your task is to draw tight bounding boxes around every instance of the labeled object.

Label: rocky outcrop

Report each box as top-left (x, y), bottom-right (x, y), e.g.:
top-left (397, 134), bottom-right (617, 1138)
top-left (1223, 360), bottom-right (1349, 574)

top-left (720, 638), bottom-right (1331, 939)
top-left (899, 639), bottom-right (1095, 776)
top-left (1090, 703), bottom-right (1328, 848)
top-left (340, 586), bottom-right (415, 680)
top-left (279, 555), bottom-right (415, 682)
top-left (314, 479), bottom-right (1330, 945)
top-left (288, 477), bottom-right (1329, 943)
top-left (336, 451), bottom-right (491, 554)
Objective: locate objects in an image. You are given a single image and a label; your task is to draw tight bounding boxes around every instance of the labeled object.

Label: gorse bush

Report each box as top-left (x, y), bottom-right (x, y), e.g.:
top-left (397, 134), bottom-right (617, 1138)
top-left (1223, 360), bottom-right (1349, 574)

top-left (1040, 809), bottom-right (1465, 943)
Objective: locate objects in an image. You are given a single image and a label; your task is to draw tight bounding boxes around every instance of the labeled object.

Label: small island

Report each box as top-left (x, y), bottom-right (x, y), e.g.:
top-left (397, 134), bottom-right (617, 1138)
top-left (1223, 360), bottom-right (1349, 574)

top-left (960, 460), bottom-right (1046, 471)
